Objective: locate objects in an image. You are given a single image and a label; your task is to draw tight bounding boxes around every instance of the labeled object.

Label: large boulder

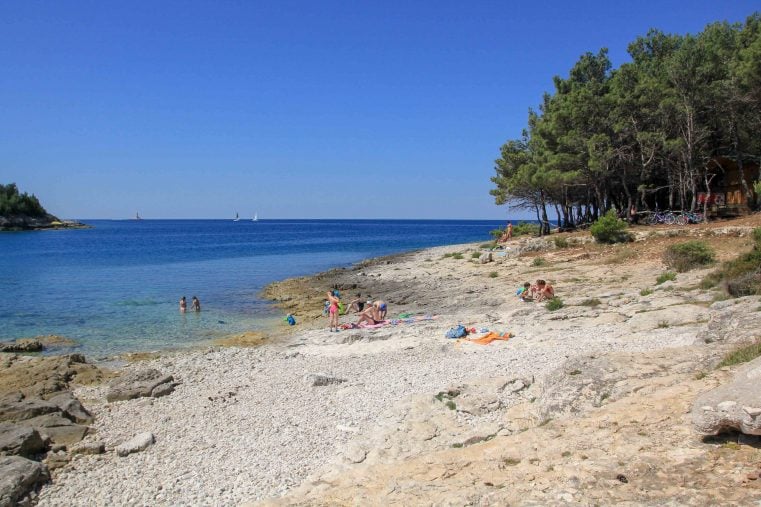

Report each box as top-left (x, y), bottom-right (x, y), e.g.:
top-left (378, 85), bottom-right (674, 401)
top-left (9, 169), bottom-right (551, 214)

top-left (48, 391), bottom-right (93, 424)
top-left (25, 414), bottom-right (90, 446)
top-left (0, 456), bottom-right (49, 507)
top-left (0, 395), bottom-right (59, 423)
top-left (106, 369), bottom-right (177, 402)
top-left (0, 423), bottom-right (46, 458)
top-left (692, 356), bottom-right (761, 436)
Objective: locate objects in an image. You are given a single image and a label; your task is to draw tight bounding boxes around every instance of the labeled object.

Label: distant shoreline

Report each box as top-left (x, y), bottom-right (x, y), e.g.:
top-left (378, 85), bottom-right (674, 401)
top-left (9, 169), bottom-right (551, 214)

top-left (0, 214), bottom-right (91, 231)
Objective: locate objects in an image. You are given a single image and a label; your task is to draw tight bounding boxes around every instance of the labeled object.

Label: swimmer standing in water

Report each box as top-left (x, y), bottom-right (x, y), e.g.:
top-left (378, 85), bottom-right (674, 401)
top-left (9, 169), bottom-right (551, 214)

top-left (191, 296), bottom-right (201, 312)
top-left (179, 296), bottom-right (187, 313)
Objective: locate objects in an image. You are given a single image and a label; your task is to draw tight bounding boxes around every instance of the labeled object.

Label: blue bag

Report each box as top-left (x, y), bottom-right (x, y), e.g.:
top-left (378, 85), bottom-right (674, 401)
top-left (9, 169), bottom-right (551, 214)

top-left (445, 325), bottom-right (468, 339)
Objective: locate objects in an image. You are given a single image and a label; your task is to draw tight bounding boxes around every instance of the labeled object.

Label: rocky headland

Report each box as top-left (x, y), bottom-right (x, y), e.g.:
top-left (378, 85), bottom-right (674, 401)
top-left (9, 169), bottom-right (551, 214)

top-left (0, 214), bottom-right (89, 232)
top-left (3, 216), bottom-right (761, 505)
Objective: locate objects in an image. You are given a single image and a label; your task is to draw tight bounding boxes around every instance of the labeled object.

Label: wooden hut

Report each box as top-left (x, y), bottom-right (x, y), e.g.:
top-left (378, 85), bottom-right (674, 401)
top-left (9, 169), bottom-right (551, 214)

top-left (698, 157), bottom-right (759, 217)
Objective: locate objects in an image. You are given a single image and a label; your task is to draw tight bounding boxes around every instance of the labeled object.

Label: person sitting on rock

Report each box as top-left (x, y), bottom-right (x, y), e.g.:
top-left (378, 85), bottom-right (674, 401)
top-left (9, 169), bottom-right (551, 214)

top-left (356, 303), bottom-right (384, 326)
top-left (346, 293), bottom-right (366, 313)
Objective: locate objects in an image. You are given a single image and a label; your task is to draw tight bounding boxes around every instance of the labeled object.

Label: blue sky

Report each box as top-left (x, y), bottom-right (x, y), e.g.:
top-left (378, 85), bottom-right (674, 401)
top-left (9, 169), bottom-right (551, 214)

top-left (1, 1), bottom-right (758, 219)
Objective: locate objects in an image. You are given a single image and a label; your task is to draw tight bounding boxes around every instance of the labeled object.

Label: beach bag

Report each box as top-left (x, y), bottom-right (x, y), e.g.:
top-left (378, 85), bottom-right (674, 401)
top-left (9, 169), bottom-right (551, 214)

top-left (445, 325), bottom-right (468, 339)
top-left (286, 314), bottom-right (296, 326)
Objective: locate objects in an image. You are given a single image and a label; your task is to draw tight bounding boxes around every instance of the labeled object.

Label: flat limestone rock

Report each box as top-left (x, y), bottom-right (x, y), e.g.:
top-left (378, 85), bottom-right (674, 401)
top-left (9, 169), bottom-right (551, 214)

top-left (692, 356), bottom-right (761, 436)
top-left (24, 414), bottom-right (90, 446)
top-left (0, 397), bottom-right (59, 423)
top-left (48, 392), bottom-right (93, 424)
top-left (70, 441), bottom-right (105, 455)
top-left (0, 456), bottom-right (49, 507)
top-left (0, 423), bottom-right (45, 458)
top-left (116, 432), bottom-right (155, 457)
top-left (107, 369), bottom-right (176, 402)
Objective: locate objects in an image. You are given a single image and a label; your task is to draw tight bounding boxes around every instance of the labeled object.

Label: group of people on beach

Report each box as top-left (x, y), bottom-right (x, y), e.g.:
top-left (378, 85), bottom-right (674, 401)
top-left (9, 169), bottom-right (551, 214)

top-left (516, 280), bottom-right (554, 302)
top-left (325, 290), bottom-right (388, 332)
top-left (179, 296), bottom-right (201, 313)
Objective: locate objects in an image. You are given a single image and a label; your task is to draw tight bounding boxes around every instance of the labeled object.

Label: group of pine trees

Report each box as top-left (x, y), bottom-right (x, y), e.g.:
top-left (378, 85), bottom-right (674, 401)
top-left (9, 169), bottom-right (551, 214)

top-left (491, 14), bottom-right (761, 234)
top-left (0, 183), bottom-right (47, 218)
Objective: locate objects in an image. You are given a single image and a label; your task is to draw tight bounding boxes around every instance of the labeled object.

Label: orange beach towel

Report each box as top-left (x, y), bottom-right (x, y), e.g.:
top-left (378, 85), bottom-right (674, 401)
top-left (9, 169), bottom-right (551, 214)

top-left (457, 331), bottom-right (512, 346)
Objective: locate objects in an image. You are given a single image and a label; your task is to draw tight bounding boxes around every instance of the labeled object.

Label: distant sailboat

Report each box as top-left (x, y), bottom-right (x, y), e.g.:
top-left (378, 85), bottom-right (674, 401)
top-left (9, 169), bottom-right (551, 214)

top-left (233, 212), bottom-right (240, 222)
top-left (252, 212), bottom-right (258, 222)
top-left (135, 212), bottom-right (142, 220)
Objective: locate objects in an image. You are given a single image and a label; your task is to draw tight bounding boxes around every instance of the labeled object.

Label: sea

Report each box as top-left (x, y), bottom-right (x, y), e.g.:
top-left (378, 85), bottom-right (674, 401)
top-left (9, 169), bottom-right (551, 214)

top-left (0, 219), bottom-right (506, 358)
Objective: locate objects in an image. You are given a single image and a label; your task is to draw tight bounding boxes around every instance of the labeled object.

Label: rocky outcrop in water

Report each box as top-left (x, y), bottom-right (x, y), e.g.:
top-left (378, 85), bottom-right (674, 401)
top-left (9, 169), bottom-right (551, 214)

top-left (0, 214), bottom-right (88, 231)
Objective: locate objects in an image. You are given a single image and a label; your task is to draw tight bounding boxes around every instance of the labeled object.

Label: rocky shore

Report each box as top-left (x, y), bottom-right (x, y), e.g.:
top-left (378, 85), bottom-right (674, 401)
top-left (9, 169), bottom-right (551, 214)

top-left (0, 214), bottom-right (89, 232)
top-left (4, 217), bottom-right (761, 505)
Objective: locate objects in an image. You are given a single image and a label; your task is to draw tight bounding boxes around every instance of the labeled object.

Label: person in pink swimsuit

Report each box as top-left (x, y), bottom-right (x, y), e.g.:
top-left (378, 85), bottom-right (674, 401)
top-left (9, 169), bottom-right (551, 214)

top-left (326, 290), bottom-right (340, 332)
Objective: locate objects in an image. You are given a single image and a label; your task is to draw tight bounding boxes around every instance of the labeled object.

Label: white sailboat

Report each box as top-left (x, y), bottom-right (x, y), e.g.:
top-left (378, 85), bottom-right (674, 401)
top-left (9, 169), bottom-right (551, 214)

top-left (135, 212), bottom-right (141, 220)
top-left (252, 212), bottom-right (258, 222)
top-left (233, 212), bottom-right (240, 222)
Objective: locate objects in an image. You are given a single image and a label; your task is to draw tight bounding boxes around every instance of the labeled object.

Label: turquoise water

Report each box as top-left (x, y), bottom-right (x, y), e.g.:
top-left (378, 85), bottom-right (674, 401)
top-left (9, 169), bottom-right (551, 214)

top-left (0, 219), bottom-right (504, 357)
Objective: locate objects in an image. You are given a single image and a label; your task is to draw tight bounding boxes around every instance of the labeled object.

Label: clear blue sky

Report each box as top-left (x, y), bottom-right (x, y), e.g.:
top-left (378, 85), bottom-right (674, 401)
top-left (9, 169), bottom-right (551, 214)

top-left (2, 1), bottom-right (758, 219)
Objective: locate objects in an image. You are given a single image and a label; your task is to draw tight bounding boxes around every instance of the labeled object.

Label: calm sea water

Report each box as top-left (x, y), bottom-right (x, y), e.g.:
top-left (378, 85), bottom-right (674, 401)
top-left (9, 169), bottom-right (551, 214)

top-left (0, 219), bottom-right (504, 357)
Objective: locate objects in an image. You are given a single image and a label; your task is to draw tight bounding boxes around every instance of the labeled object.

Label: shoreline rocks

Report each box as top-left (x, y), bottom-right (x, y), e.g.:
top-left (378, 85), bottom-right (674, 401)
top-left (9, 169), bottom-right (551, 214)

top-left (106, 368), bottom-right (178, 402)
top-left (0, 214), bottom-right (89, 232)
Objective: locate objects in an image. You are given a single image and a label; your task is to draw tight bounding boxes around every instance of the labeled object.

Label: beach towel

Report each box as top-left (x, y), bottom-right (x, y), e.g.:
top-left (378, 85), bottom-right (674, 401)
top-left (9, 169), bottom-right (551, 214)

top-left (457, 331), bottom-right (512, 345)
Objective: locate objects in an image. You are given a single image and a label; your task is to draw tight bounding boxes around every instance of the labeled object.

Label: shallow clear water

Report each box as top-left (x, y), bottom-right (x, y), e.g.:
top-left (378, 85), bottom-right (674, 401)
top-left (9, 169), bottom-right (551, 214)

top-left (0, 219), bottom-right (504, 357)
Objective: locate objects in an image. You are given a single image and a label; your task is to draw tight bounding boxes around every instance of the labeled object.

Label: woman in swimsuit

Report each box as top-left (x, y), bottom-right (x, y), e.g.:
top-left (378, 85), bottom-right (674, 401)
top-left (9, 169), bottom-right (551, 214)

top-left (356, 304), bottom-right (382, 326)
top-left (179, 296), bottom-right (187, 313)
top-left (191, 296), bottom-right (201, 312)
top-left (326, 290), bottom-right (340, 332)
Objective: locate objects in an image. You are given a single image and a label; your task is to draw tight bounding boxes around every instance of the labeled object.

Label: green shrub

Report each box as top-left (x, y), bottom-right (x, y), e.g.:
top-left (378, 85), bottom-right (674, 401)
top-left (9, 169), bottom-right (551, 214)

top-left (489, 228), bottom-right (505, 240)
top-left (545, 297), bottom-right (564, 311)
top-left (590, 210), bottom-right (631, 244)
top-left (663, 240), bottom-right (715, 272)
top-left (489, 271), bottom-right (499, 278)
top-left (753, 226), bottom-right (761, 246)
top-left (513, 221), bottom-right (540, 237)
top-left (452, 253), bottom-right (463, 260)
top-left (553, 236), bottom-right (569, 248)
top-left (702, 230), bottom-right (761, 297)
top-left (639, 288), bottom-right (653, 296)
top-left (580, 298), bottom-right (601, 307)
top-left (532, 257), bottom-right (547, 267)
top-left (471, 252), bottom-right (481, 259)
top-left (717, 340), bottom-right (761, 368)
top-left (656, 271), bottom-right (677, 285)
